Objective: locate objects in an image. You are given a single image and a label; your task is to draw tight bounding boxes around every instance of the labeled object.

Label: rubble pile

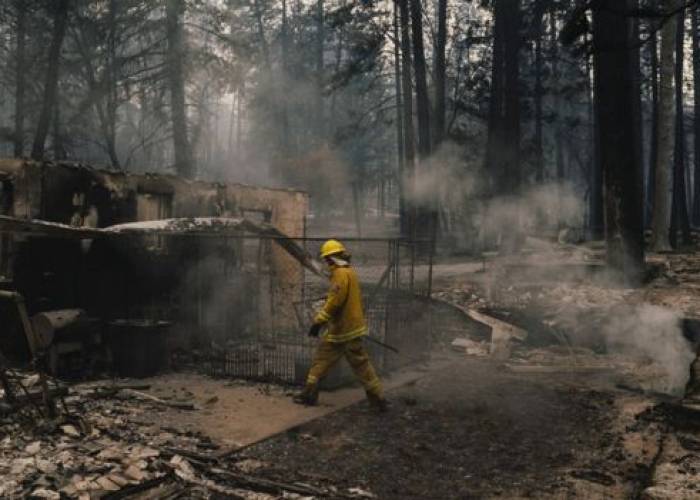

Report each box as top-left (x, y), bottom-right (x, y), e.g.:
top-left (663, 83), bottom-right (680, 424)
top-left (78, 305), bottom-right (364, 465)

top-left (433, 285), bottom-right (489, 311)
top-left (0, 379), bottom-right (337, 499)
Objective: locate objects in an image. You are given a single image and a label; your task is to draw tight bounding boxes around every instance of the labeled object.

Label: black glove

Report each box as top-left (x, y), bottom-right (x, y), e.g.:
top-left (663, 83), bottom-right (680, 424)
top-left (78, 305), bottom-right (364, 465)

top-left (308, 323), bottom-right (322, 338)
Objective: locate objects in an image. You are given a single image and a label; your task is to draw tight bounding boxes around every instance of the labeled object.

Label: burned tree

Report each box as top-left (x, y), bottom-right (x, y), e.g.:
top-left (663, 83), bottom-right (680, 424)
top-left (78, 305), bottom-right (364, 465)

top-left (31, 0), bottom-right (70, 160)
top-left (694, 5), bottom-right (700, 227)
top-left (13, 0), bottom-right (26, 158)
top-left (432, 0), bottom-right (447, 149)
top-left (533, 0), bottom-right (547, 184)
top-left (592, 0), bottom-right (644, 283)
top-left (670, 7), bottom-right (691, 247)
top-left (399, 0), bottom-right (416, 238)
top-left (646, 23), bottom-right (659, 228)
top-left (393, 0), bottom-right (406, 235)
top-left (410, 0), bottom-right (432, 160)
top-left (651, 0), bottom-right (679, 252)
top-left (409, 0), bottom-right (434, 240)
top-left (484, 0), bottom-right (521, 197)
top-left (166, 0), bottom-right (194, 178)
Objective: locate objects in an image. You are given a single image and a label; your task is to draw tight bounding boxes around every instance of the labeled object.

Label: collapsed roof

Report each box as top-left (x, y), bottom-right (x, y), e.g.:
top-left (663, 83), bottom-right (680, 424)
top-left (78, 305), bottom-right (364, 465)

top-left (0, 215), bottom-right (324, 277)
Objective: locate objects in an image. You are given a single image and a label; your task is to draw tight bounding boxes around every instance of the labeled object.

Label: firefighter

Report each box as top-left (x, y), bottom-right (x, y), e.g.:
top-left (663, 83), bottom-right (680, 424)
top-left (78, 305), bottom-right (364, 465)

top-left (293, 239), bottom-right (387, 412)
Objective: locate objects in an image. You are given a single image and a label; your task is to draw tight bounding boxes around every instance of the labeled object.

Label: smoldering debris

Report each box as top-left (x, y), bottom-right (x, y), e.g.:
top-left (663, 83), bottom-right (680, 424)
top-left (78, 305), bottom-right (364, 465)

top-left (602, 305), bottom-right (696, 396)
top-left (537, 292), bottom-right (695, 395)
top-left (436, 269), bottom-right (696, 396)
top-left (0, 376), bottom-right (349, 499)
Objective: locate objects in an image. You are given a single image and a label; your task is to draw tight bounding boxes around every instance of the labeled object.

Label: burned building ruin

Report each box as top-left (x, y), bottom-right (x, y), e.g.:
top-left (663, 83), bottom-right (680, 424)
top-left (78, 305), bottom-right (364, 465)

top-left (0, 159), bottom-right (433, 383)
top-left (0, 159), bottom-right (309, 376)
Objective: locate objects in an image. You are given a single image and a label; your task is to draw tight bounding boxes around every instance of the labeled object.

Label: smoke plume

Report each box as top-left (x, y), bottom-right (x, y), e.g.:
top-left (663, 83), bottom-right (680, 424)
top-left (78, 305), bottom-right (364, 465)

top-left (602, 304), bottom-right (695, 396)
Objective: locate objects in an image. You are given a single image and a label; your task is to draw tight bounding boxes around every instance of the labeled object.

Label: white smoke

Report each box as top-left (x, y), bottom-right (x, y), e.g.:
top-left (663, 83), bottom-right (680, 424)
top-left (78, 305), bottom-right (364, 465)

top-left (603, 304), bottom-right (695, 396)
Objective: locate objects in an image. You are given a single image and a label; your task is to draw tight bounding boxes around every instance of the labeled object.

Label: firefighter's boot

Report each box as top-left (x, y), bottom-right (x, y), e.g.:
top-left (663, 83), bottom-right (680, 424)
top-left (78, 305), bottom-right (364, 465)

top-left (293, 385), bottom-right (319, 406)
top-left (366, 391), bottom-right (388, 413)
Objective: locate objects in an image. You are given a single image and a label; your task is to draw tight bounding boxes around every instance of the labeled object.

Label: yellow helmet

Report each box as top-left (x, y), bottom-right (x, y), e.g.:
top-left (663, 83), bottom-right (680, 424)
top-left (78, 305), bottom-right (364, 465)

top-left (320, 239), bottom-right (346, 258)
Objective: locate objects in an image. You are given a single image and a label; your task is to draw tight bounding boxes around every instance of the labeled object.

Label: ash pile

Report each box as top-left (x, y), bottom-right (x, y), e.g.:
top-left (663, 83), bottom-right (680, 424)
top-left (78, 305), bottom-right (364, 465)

top-left (0, 369), bottom-right (338, 499)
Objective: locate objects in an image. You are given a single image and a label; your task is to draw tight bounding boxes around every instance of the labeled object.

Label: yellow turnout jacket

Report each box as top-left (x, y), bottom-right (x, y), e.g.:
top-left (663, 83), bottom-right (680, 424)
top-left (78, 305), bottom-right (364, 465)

top-left (314, 263), bottom-right (368, 343)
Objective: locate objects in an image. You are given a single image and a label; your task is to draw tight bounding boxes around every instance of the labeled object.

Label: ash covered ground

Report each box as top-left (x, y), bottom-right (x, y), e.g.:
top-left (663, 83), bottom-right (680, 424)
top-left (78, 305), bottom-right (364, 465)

top-left (241, 246), bottom-right (700, 499)
top-left (2, 244), bottom-right (700, 499)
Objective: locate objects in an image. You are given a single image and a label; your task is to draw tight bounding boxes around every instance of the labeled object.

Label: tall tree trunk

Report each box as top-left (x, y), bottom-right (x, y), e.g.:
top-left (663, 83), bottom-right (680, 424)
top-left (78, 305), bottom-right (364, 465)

top-left (13, 0), bottom-right (26, 158)
top-left (551, 8), bottom-right (564, 221)
top-left (628, 0), bottom-right (644, 230)
top-left (693, 5), bottom-right (700, 227)
top-left (315, 0), bottom-right (325, 142)
top-left (329, 1), bottom-right (345, 139)
top-left (432, 0), bottom-right (447, 148)
top-left (52, 96), bottom-right (64, 160)
top-left (670, 8), bottom-right (692, 246)
top-left (651, 0), bottom-right (678, 252)
top-left (280, 0), bottom-right (290, 155)
top-left (409, 0), bottom-right (433, 242)
top-left (496, 0), bottom-right (522, 254)
top-left (592, 0), bottom-right (645, 284)
top-left (631, 0), bottom-right (644, 235)
top-left (533, 4), bottom-right (545, 183)
top-left (166, 0), bottom-right (194, 178)
top-left (31, 0), bottom-right (70, 161)
top-left (586, 26), bottom-right (604, 239)
top-left (590, 80), bottom-right (604, 238)
top-left (483, 0), bottom-right (506, 193)
top-left (393, 0), bottom-right (406, 233)
top-left (252, 0), bottom-right (270, 64)
top-left (398, 0), bottom-right (416, 238)
top-left (484, 0), bottom-right (520, 197)
top-left (409, 0), bottom-right (431, 160)
top-left (237, 84), bottom-right (244, 153)
top-left (105, 0), bottom-right (120, 168)
top-left (647, 25), bottom-right (659, 227)
top-left (228, 90), bottom-right (237, 160)
top-left (502, 0), bottom-right (521, 195)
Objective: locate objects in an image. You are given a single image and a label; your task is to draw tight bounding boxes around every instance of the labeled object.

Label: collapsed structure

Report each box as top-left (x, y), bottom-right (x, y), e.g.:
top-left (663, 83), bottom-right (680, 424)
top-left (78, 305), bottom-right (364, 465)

top-left (0, 159), bottom-right (434, 384)
top-left (0, 159), bottom-right (310, 376)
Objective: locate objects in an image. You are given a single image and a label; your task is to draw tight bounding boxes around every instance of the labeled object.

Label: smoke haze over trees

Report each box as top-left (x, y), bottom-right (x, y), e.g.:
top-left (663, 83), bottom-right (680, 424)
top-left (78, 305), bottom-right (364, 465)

top-left (1, 0), bottom-right (700, 281)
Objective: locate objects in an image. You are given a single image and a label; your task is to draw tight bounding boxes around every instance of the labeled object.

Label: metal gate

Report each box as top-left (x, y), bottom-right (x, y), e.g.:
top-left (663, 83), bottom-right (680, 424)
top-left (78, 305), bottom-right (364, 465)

top-left (206, 237), bottom-right (434, 385)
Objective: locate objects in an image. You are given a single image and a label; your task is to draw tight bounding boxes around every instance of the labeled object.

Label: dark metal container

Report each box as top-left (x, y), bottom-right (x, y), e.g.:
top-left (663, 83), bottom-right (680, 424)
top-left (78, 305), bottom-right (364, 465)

top-left (108, 320), bottom-right (171, 378)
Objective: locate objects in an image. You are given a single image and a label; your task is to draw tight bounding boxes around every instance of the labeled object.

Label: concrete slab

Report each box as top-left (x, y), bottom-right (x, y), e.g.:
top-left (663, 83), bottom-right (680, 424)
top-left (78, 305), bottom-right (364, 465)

top-left (119, 362), bottom-right (447, 452)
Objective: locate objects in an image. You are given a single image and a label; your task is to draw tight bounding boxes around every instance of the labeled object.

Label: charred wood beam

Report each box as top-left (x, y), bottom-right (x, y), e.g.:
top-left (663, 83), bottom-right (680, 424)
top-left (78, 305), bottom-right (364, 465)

top-left (204, 467), bottom-right (327, 497)
top-left (101, 473), bottom-right (174, 500)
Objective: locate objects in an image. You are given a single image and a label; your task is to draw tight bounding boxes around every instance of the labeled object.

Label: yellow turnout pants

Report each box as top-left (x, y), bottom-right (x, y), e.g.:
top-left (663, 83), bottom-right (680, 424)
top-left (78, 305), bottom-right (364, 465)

top-left (306, 338), bottom-right (383, 398)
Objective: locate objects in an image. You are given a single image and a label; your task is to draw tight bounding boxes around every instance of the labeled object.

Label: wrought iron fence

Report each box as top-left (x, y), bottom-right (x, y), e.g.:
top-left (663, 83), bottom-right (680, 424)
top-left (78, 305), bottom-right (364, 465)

top-left (205, 236), bottom-right (435, 385)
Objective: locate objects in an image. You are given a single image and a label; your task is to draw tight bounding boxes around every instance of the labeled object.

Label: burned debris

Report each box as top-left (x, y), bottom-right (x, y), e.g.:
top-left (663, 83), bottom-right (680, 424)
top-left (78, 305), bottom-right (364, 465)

top-left (0, 374), bottom-right (351, 499)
